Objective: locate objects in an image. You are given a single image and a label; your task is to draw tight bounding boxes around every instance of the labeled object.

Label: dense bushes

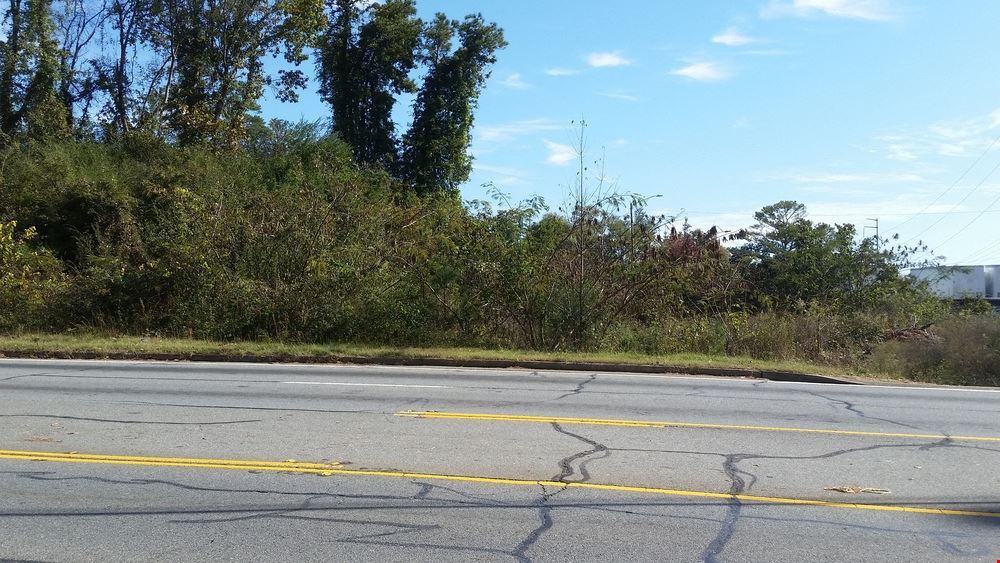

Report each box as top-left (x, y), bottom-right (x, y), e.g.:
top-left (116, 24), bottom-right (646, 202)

top-left (869, 316), bottom-right (1000, 386)
top-left (1, 127), bottom-right (995, 384)
top-left (0, 220), bottom-right (66, 331)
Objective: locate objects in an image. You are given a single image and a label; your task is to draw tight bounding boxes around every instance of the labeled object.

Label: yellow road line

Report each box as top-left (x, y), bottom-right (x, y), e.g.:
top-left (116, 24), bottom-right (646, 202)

top-left (0, 450), bottom-right (342, 475)
top-left (395, 411), bottom-right (1000, 443)
top-left (1, 448), bottom-right (997, 519)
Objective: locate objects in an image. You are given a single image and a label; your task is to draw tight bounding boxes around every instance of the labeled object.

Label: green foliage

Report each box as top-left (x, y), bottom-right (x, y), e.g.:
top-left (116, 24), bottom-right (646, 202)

top-left (0, 0), bottom-right (61, 136)
top-left (318, 0), bottom-right (422, 168)
top-left (317, 4), bottom-right (506, 194)
top-left (732, 200), bottom-right (922, 314)
top-left (0, 114), bottom-right (987, 386)
top-left (870, 316), bottom-right (1000, 386)
top-left (402, 14), bottom-right (506, 195)
top-left (0, 220), bottom-right (66, 330)
top-left (3, 1), bottom-right (988, 385)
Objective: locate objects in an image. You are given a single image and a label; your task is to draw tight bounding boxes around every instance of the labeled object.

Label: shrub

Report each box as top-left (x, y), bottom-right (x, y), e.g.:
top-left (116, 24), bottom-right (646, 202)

top-left (0, 221), bottom-right (67, 332)
top-left (869, 316), bottom-right (1000, 386)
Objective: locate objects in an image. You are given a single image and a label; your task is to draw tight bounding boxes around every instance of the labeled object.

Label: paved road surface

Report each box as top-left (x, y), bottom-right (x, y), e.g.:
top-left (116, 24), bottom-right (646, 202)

top-left (1, 359), bottom-right (998, 562)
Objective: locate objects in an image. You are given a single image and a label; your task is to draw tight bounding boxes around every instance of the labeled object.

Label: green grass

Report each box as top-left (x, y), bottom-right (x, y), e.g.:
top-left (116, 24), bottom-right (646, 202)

top-left (0, 332), bottom-right (895, 381)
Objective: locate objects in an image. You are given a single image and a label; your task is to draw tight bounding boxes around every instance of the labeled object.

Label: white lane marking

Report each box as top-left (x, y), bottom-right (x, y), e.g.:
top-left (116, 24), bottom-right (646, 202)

top-left (4, 358), bottom-right (999, 394)
top-left (283, 381), bottom-right (450, 389)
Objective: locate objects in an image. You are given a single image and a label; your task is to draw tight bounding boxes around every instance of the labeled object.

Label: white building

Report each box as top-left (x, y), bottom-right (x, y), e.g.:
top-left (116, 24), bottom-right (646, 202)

top-left (909, 265), bottom-right (1000, 302)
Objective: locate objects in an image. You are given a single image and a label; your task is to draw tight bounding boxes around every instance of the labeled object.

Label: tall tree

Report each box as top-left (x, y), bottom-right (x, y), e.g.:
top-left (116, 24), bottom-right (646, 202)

top-left (142, 0), bottom-right (325, 145)
top-left (96, 0), bottom-right (145, 134)
top-left (401, 13), bottom-right (505, 196)
top-left (317, 0), bottom-right (421, 168)
top-left (53, 0), bottom-right (108, 129)
top-left (0, 0), bottom-right (61, 136)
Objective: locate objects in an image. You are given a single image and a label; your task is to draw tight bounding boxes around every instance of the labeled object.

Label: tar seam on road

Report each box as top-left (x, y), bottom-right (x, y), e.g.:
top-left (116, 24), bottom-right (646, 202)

top-left (395, 411), bottom-right (1000, 443)
top-left (1, 449), bottom-right (998, 519)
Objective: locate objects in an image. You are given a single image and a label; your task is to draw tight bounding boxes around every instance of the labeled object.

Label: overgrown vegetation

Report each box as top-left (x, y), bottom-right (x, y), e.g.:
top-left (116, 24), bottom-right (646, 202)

top-left (1, 0), bottom-right (995, 386)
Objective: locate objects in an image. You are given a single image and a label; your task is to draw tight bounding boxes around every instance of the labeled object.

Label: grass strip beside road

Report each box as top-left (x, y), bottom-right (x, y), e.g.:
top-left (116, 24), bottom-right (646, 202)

top-left (0, 333), bottom-right (874, 382)
top-left (2, 448), bottom-right (997, 519)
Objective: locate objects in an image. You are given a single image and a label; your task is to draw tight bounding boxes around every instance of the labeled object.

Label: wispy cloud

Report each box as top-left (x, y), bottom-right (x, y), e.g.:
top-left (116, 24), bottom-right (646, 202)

top-left (544, 140), bottom-right (576, 166)
top-left (475, 164), bottom-right (530, 186)
top-left (770, 171), bottom-right (927, 184)
top-left (585, 51), bottom-right (632, 68)
top-left (712, 27), bottom-right (755, 46)
top-left (545, 67), bottom-right (579, 76)
top-left (670, 61), bottom-right (731, 82)
top-left (762, 0), bottom-right (895, 21)
top-left (874, 108), bottom-right (1000, 161)
top-left (477, 118), bottom-right (563, 143)
top-left (500, 72), bottom-right (529, 89)
top-left (600, 90), bottom-right (640, 102)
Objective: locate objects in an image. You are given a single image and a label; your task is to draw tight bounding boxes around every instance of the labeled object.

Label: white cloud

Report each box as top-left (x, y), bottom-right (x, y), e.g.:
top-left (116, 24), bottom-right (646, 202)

top-left (500, 73), bottom-right (529, 89)
top-left (670, 61), bottom-right (731, 82)
top-left (545, 68), bottom-right (579, 76)
top-left (585, 51), bottom-right (632, 68)
top-left (712, 27), bottom-right (755, 46)
top-left (874, 108), bottom-right (1000, 162)
top-left (544, 140), bottom-right (576, 166)
top-left (475, 164), bottom-right (529, 186)
top-left (762, 0), bottom-right (895, 21)
top-left (600, 90), bottom-right (640, 102)
top-left (477, 119), bottom-right (563, 143)
top-left (773, 171), bottom-right (927, 184)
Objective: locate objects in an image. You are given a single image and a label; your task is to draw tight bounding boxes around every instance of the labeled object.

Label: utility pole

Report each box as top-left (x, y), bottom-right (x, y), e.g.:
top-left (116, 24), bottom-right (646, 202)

top-left (864, 218), bottom-right (879, 251)
top-left (575, 119), bottom-right (587, 348)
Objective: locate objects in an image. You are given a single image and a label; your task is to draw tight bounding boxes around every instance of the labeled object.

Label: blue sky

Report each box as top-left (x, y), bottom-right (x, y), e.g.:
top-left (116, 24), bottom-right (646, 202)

top-left (261, 0), bottom-right (1000, 265)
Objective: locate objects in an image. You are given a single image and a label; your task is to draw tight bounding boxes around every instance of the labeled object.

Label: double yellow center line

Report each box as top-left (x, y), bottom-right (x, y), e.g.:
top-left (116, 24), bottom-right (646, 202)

top-left (4, 410), bottom-right (999, 520)
top-left (0, 450), bottom-right (343, 475)
top-left (396, 410), bottom-right (1000, 443)
top-left (2, 448), bottom-right (998, 519)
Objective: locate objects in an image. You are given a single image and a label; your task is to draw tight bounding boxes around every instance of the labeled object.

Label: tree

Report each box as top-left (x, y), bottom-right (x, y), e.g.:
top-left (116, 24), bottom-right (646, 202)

top-left (401, 13), bottom-right (505, 195)
top-left (317, 0), bottom-right (421, 168)
top-left (733, 201), bottom-right (917, 311)
top-left (144, 0), bottom-right (325, 145)
top-left (95, 0), bottom-right (144, 134)
top-left (54, 0), bottom-right (109, 130)
top-left (0, 0), bottom-right (61, 137)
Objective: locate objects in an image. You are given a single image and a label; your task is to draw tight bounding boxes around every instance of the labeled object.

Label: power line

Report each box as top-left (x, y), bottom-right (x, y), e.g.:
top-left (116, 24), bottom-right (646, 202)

top-left (930, 169), bottom-right (1000, 254)
top-left (887, 134), bottom-right (1000, 232)
top-left (668, 209), bottom-right (1000, 219)
top-left (954, 237), bottom-right (1000, 265)
top-left (901, 156), bottom-right (1000, 245)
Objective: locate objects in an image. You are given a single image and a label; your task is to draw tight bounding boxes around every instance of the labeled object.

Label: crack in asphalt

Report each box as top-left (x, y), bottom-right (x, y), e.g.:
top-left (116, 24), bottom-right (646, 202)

top-left (551, 373), bottom-right (597, 402)
top-left (0, 365), bottom-right (105, 383)
top-left (685, 436), bottom-right (986, 563)
top-left (803, 390), bottom-right (921, 430)
top-left (510, 422), bottom-right (611, 562)
top-left (610, 437), bottom-right (1000, 465)
top-left (550, 422), bottom-right (610, 483)
top-left (3, 470), bottom-right (994, 559)
top-left (700, 453), bottom-right (756, 563)
top-left (7, 473), bottom-right (512, 511)
top-left (0, 414), bottom-right (261, 426)
top-left (408, 481), bottom-right (515, 508)
top-left (510, 484), bottom-right (559, 563)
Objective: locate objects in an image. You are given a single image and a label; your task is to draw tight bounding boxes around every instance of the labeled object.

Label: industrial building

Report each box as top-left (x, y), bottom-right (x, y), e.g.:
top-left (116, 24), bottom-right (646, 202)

top-left (909, 265), bottom-right (1000, 307)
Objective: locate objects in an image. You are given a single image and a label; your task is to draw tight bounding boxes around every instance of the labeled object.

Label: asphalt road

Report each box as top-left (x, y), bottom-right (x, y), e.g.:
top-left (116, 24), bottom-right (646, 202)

top-left (1, 359), bottom-right (998, 562)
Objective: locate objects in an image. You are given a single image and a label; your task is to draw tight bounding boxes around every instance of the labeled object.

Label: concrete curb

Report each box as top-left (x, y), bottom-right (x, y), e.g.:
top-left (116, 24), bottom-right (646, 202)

top-left (0, 349), bottom-right (861, 385)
